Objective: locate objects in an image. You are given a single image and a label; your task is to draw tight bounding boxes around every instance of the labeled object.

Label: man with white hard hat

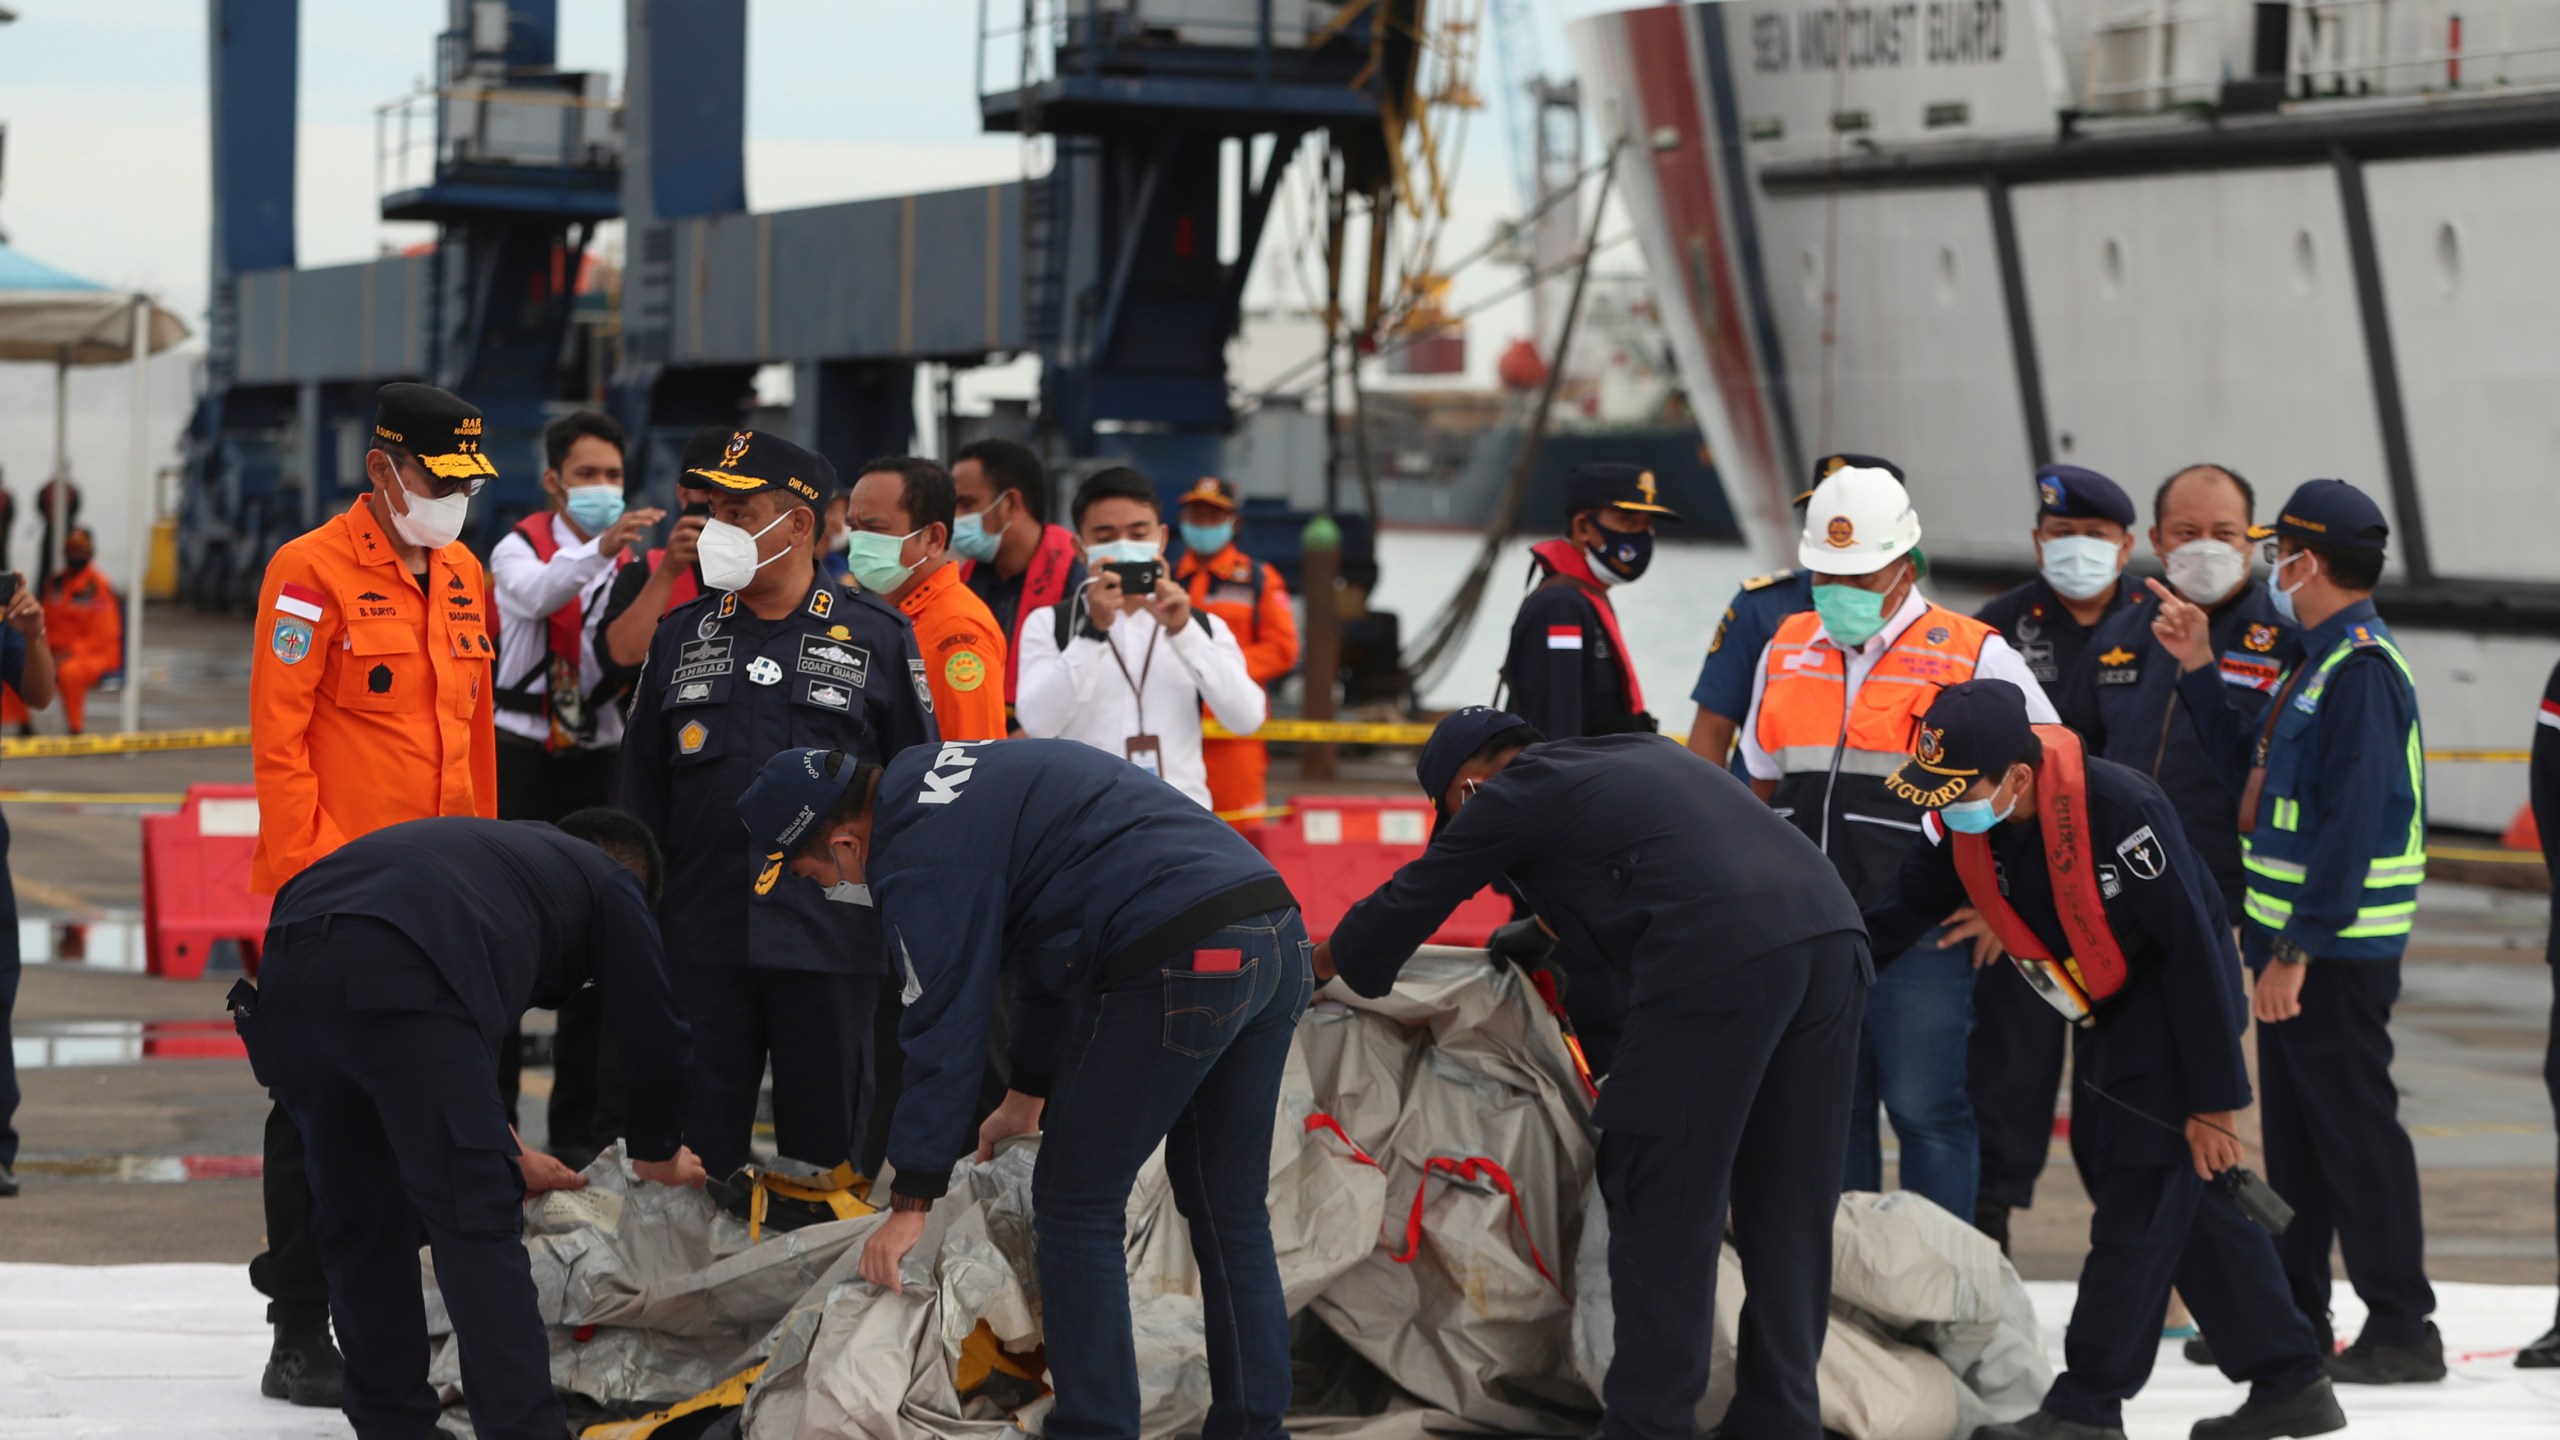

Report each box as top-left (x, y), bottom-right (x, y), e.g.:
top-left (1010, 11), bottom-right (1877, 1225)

top-left (1738, 463), bottom-right (2058, 1222)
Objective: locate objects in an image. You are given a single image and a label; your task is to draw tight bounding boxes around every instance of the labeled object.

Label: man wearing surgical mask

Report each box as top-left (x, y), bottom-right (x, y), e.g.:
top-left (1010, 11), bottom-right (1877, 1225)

top-left (614, 429), bottom-right (939, 1185)
top-left (1962, 464), bottom-right (2139, 1249)
top-left (1738, 464), bottom-right (2058, 1228)
top-left (244, 381), bottom-right (505, 1408)
top-left (846, 456), bottom-right (1006, 742)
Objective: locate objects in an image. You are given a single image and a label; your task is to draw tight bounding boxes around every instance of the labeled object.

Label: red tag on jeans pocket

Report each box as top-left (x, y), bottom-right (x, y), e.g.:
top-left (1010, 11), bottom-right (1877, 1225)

top-left (1193, 948), bottom-right (1243, 974)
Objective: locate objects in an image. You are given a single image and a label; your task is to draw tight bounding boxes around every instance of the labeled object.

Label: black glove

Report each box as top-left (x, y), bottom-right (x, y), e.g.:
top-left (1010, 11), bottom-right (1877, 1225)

top-left (1487, 917), bottom-right (1557, 971)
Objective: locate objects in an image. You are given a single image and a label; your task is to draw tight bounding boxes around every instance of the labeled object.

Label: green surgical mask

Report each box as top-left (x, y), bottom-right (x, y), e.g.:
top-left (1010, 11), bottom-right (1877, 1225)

top-left (845, 528), bottom-right (922, 594)
top-left (1814, 580), bottom-right (1892, 648)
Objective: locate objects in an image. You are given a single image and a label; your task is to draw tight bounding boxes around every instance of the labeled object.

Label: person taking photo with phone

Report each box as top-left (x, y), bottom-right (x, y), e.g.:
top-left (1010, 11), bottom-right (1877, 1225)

top-left (1014, 467), bottom-right (1264, 810)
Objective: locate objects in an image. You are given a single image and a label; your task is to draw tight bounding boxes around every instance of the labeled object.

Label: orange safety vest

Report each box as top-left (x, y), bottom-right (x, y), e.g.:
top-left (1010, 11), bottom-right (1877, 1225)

top-left (1943, 725), bottom-right (2133, 1026)
top-left (1755, 602), bottom-right (1995, 904)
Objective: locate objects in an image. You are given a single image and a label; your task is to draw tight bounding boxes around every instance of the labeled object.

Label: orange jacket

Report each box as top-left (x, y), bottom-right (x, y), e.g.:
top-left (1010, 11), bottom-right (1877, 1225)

top-left (42, 563), bottom-right (121, 670)
top-left (250, 498), bottom-right (498, 894)
top-left (898, 562), bottom-right (1009, 741)
top-left (1753, 604), bottom-right (1997, 772)
top-left (1178, 545), bottom-right (1297, 687)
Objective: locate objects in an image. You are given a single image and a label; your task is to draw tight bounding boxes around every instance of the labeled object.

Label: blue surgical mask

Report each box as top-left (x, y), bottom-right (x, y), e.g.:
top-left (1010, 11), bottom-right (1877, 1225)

top-left (2038, 533), bottom-right (2122, 601)
top-left (564, 485), bottom-right (625, 537)
top-left (1086, 538), bottom-right (1160, 567)
top-left (951, 501), bottom-right (1005, 563)
top-left (1813, 580), bottom-right (1892, 649)
top-left (1941, 780), bottom-right (2018, 834)
top-left (1181, 519), bottom-right (1236, 556)
top-left (2268, 547), bottom-right (2313, 623)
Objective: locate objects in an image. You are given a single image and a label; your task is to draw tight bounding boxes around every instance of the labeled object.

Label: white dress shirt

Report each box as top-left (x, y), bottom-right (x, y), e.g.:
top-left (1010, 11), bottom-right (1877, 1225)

top-left (1015, 598), bottom-right (1267, 810)
top-left (489, 513), bottom-right (626, 750)
top-left (1739, 587), bottom-right (2060, 781)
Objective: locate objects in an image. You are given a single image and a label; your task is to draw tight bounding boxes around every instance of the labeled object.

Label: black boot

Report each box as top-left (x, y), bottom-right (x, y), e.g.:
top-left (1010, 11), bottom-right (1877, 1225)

top-left (1974, 1411), bottom-right (2128, 1440)
top-left (2518, 1311), bottom-right (2560, 1368)
top-left (2189, 1377), bottom-right (2347, 1440)
top-left (2327, 1320), bottom-right (2446, 1384)
top-left (260, 1317), bottom-right (344, 1407)
top-left (1975, 1196), bottom-right (2014, 1257)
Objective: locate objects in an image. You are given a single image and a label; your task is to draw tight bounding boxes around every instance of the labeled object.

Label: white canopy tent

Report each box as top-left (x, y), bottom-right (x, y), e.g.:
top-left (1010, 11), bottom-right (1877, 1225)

top-left (0, 242), bottom-right (190, 734)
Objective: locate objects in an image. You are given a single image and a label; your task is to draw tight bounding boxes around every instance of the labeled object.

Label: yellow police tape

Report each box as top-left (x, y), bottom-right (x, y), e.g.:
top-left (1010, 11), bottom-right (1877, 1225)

top-left (0, 726), bottom-right (252, 759)
top-left (1205, 718), bottom-right (1437, 745)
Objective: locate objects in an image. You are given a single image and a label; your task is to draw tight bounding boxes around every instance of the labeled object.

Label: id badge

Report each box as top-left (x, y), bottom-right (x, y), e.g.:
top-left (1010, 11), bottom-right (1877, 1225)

top-left (1126, 733), bottom-right (1164, 778)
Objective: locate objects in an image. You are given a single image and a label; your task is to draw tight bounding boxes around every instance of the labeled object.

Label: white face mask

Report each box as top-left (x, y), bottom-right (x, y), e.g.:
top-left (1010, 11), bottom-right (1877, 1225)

top-left (388, 487), bottom-right (471, 550)
top-left (697, 511), bottom-right (794, 592)
top-left (817, 840), bottom-right (872, 906)
top-left (2037, 533), bottom-right (2123, 601)
top-left (2163, 538), bottom-right (2250, 605)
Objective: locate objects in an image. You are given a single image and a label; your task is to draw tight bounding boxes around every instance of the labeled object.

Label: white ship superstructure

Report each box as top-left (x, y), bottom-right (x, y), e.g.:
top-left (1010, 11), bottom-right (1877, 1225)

top-left (1572, 0), bottom-right (2560, 827)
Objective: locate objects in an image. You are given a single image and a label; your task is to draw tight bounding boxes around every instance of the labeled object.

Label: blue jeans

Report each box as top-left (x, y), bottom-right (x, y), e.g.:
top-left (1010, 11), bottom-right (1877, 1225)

top-left (1032, 908), bottom-right (1314, 1440)
top-left (1842, 931), bottom-right (1979, 1220)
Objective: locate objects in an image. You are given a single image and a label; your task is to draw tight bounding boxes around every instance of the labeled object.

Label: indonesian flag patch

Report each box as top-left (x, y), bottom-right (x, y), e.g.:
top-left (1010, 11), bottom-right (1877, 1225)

top-left (1546, 626), bottom-right (1583, 650)
top-left (2539, 698), bottom-right (2560, 732)
top-left (274, 582), bottom-right (325, 623)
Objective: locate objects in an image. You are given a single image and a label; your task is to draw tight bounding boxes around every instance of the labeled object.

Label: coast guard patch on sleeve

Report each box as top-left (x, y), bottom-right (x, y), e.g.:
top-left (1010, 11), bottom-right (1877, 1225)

top-left (2115, 826), bottom-right (2166, 881)
top-left (271, 617), bottom-right (314, 665)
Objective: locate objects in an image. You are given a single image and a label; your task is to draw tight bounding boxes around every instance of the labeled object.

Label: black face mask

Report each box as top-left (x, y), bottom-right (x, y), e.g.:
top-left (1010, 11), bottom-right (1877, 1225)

top-left (1588, 527), bottom-right (1654, 584)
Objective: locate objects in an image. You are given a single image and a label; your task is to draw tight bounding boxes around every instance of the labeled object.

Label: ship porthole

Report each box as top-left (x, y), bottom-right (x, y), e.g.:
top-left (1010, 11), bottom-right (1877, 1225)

top-left (2292, 229), bottom-right (2316, 297)
top-left (2100, 237), bottom-right (2125, 299)
top-left (1936, 245), bottom-right (1958, 307)
top-left (2435, 221), bottom-right (2464, 296)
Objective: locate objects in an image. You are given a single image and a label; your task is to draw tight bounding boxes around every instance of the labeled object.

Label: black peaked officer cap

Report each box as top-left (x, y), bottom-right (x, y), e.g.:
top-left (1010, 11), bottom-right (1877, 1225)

top-left (372, 382), bottom-right (498, 483)
top-left (1565, 463), bottom-right (1682, 523)
top-left (1885, 679), bottom-right (2038, 810)
top-left (2250, 478), bottom-right (2390, 554)
top-left (2034, 463), bottom-right (2135, 527)
top-left (1801, 451), bottom-right (1903, 504)
top-left (687, 428), bottom-right (835, 510)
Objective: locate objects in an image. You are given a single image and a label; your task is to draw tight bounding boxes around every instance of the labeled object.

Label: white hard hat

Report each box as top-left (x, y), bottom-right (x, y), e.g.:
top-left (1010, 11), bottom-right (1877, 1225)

top-left (1798, 466), bottom-right (1922, 576)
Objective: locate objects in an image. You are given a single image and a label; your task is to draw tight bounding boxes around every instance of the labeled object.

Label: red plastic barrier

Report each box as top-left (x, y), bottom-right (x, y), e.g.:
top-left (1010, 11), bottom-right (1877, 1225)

top-left (141, 784), bottom-right (272, 980)
top-left (1241, 795), bottom-right (1511, 944)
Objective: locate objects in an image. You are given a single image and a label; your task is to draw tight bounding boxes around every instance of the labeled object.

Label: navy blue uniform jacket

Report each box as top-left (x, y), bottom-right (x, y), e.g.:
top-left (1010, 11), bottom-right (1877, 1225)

top-left (870, 739), bottom-right (1293, 1200)
top-left (616, 575), bottom-right (937, 976)
top-left (1691, 570), bottom-right (1813, 725)
top-left (2535, 659), bottom-right (2560, 969)
top-left (1330, 734), bottom-right (1866, 1005)
top-left (1865, 758), bottom-right (2250, 1164)
top-left (1974, 575), bottom-right (2131, 708)
top-left (269, 817), bottom-right (693, 1162)
top-left (1505, 565), bottom-right (1646, 739)
top-left (2061, 584), bottom-right (2294, 915)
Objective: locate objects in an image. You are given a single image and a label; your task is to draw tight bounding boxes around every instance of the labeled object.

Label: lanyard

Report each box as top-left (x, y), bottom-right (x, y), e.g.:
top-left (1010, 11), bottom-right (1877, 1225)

top-left (1106, 619), bottom-right (1161, 735)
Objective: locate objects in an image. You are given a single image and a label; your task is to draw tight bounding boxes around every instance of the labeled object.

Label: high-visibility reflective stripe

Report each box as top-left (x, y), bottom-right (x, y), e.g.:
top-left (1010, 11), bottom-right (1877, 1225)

top-left (1769, 745), bottom-right (1844, 772)
top-left (1767, 746), bottom-right (1909, 777)
top-left (2245, 893), bottom-right (2290, 928)
top-left (2244, 853), bottom-right (2307, 881)
top-left (1834, 750), bottom-right (1908, 777)
top-left (2273, 797), bottom-right (2300, 831)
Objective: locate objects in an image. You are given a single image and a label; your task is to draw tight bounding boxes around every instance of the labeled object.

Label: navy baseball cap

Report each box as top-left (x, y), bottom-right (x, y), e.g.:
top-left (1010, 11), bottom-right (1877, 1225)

top-left (2250, 478), bottom-right (2390, 554)
top-left (1418, 707), bottom-right (1537, 802)
top-left (2035, 464), bottom-right (2135, 527)
top-left (1565, 463), bottom-right (1683, 522)
top-left (739, 747), bottom-right (862, 858)
top-left (1885, 680), bottom-right (2038, 810)
top-left (372, 382), bottom-right (497, 487)
top-left (1800, 451), bottom-right (1903, 505)
top-left (687, 428), bottom-right (835, 510)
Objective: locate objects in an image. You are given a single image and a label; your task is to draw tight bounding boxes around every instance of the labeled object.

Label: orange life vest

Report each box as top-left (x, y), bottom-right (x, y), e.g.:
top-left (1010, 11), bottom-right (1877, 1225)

top-left (1946, 724), bottom-right (2133, 1027)
top-left (1755, 601), bottom-right (1996, 905)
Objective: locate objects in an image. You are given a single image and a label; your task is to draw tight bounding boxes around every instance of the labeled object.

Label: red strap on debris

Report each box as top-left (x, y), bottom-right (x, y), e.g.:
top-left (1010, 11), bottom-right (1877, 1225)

top-left (1528, 969), bottom-right (1601, 1103)
top-left (1302, 1112), bottom-right (1379, 1167)
top-left (1390, 1155), bottom-right (1558, 1288)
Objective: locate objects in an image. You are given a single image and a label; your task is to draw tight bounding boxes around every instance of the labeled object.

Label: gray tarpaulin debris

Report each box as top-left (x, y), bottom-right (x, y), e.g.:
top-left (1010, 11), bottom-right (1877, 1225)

top-left (426, 947), bottom-right (2049, 1439)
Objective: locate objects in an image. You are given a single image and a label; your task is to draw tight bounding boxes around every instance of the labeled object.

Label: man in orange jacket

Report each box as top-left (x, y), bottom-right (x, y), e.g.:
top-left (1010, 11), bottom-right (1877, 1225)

top-left (845, 457), bottom-right (1008, 742)
top-left (244, 382), bottom-right (503, 1411)
top-left (1173, 477), bottom-right (1297, 815)
top-left (1, 527), bottom-right (119, 735)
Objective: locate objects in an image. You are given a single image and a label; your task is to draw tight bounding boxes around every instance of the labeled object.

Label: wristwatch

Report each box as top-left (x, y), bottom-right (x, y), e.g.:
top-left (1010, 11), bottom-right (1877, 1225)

top-left (889, 1192), bottom-right (934, 1214)
top-left (2270, 938), bottom-right (2312, 968)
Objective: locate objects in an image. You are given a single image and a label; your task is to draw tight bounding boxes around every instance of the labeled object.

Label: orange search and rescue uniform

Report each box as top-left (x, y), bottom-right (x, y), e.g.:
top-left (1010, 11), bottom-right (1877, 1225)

top-left (249, 496), bottom-right (499, 893)
top-left (1178, 543), bottom-right (1298, 814)
top-left (897, 562), bottom-right (1009, 742)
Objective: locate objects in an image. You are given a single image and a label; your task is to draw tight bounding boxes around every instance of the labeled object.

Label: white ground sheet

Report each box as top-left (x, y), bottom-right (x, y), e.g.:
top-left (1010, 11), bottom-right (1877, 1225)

top-left (2, 1262), bottom-right (2554, 1438)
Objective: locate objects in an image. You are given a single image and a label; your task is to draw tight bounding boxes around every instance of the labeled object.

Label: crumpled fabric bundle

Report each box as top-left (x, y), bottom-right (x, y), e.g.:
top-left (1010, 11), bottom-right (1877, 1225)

top-left (425, 946), bottom-right (2050, 1440)
top-left (1569, 1182), bottom-right (2053, 1440)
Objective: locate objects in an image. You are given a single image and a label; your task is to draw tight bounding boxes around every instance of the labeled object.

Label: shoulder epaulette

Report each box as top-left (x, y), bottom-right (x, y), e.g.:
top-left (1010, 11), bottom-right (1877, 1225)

top-left (1741, 570), bottom-right (1795, 592)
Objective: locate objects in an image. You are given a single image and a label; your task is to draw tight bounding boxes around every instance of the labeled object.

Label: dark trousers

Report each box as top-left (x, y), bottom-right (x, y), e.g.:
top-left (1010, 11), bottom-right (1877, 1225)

top-left (2256, 959), bottom-right (2436, 1344)
top-left (1970, 958), bottom-right (2068, 1210)
top-left (1033, 908), bottom-right (1312, 1440)
top-left (1599, 932), bottom-right (1869, 1440)
top-left (240, 916), bottom-right (558, 1440)
top-left (494, 737), bottom-right (623, 1164)
top-left (1842, 932), bottom-right (1977, 1221)
top-left (2044, 1152), bottom-right (2326, 1428)
top-left (675, 964), bottom-right (876, 1178)
top-left (0, 808), bottom-right (19, 1171)
top-left (2548, 970), bottom-right (2560, 1289)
